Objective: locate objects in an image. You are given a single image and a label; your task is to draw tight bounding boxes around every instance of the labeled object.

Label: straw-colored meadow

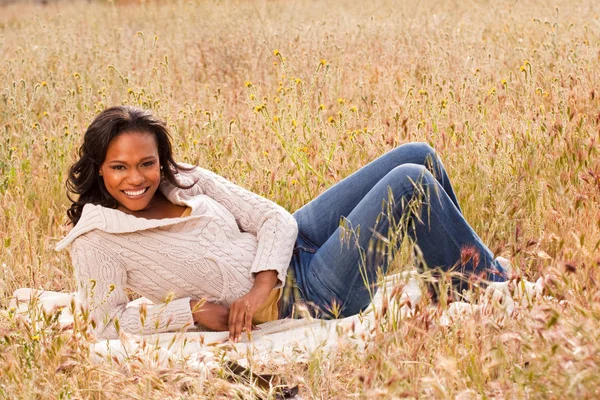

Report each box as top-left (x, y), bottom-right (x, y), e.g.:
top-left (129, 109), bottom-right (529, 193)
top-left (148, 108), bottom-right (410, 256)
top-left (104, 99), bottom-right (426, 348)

top-left (1, 0), bottom-right (599, 398)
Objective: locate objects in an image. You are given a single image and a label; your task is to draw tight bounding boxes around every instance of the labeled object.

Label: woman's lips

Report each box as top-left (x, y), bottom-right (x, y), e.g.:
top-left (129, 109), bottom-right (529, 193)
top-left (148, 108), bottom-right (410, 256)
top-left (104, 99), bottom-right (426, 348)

top-left (122, 187), bottom-right (149, 198)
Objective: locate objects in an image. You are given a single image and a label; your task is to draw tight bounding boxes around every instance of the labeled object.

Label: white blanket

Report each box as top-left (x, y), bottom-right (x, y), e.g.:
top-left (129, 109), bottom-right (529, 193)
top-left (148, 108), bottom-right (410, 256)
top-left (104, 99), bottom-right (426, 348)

top-left (9, 271), bottom-right (543, 372)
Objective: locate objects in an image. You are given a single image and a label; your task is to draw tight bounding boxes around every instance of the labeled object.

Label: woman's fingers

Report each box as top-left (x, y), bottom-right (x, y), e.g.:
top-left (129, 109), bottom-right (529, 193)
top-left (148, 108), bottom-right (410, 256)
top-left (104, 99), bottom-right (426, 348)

top-left (244, 304), bottom-right (253, 334)
top-left (228, 289), bottom-right (268, 341)
top-left (228, 302), bottom-right (241, 340)
top-left (229, 300), bottom-right (256, 341)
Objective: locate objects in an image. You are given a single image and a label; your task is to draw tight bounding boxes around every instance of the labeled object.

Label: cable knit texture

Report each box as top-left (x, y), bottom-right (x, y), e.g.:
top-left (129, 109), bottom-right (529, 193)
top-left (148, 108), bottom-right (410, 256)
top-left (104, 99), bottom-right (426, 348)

top-left (56, 165), bottom-right (298, 340)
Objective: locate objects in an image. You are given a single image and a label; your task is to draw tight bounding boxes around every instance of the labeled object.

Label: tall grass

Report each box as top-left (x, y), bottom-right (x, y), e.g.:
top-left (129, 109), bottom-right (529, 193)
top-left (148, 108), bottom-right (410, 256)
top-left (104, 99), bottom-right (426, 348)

top-left (1, 0), bottom-right (599, 397)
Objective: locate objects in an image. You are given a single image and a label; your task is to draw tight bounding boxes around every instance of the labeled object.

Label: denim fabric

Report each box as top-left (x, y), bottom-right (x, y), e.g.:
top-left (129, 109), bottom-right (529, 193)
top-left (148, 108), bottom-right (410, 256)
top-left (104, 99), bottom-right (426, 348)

top-left (280, 142), bottom-right (507, 319)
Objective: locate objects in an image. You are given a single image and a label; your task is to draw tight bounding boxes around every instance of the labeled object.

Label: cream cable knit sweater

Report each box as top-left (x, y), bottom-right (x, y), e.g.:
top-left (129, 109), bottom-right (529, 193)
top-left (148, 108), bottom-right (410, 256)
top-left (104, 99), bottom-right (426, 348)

top-left (56, 165), bottom-right (298, 340)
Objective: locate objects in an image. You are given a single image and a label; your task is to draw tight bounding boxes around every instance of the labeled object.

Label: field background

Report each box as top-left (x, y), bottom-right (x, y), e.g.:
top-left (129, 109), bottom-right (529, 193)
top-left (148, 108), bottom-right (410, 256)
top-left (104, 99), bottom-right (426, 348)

top-left (1, 0), bottom-right (600, 398)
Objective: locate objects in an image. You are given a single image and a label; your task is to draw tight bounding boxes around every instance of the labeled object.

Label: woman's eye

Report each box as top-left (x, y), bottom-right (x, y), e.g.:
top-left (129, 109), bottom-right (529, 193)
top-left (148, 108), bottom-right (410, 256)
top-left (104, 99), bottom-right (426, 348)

top-left (142, 161), bottom-right (156, 167)
top-left (111, 165), bottom-right (125, 170)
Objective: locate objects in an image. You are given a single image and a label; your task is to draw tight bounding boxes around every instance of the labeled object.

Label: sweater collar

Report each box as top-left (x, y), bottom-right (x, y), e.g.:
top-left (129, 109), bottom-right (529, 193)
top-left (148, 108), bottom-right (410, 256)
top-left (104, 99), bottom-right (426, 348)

top-left (55, 182), bottom-right (195, 251)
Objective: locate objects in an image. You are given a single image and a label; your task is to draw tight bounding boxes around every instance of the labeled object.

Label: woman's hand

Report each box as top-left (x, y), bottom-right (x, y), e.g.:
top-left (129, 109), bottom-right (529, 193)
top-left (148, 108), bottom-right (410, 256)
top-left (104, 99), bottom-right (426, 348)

top-left (190, 299), bottom-right (230, 332)
top-left (228, 270), bottom-right (278, 342)
top-left (228, 286), bottom-right (269, 341)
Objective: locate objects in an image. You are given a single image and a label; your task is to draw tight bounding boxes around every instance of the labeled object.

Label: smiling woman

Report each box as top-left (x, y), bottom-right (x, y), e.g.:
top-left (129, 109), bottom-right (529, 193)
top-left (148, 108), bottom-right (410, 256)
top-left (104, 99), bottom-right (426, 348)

top-left (66, 106), bottom-right (195, 224)
top-left (59, 106), bottom-right (508, 342)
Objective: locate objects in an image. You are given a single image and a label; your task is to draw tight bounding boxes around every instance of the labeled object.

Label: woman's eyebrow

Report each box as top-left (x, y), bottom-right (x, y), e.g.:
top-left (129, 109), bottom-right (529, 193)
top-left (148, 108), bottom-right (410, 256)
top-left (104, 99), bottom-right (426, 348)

top-left (107, 156), bottom-right (158, 164)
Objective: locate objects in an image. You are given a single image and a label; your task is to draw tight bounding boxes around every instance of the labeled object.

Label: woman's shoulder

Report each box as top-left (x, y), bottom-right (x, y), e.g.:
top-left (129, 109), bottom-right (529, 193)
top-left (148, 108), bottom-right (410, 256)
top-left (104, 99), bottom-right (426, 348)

top-left (68, 228), bottom-right (107, 251)
top-left (55, 204), bottom-right (108, 251)
top-left (55, 203), bottom-right (146, 250)
top-left (160, 163), bottom-right (205, 202)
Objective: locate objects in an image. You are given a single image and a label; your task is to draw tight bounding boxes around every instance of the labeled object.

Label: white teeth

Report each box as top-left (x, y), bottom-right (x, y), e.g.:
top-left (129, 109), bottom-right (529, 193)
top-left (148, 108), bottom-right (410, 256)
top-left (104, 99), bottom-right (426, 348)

top-left (123, 188), bottom-right (147, 196)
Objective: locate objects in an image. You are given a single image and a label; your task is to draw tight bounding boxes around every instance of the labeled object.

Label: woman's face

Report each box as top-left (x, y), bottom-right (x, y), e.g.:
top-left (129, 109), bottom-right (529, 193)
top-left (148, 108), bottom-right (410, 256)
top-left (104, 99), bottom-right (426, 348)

top-left (99, 131), bottom-right (161, 214)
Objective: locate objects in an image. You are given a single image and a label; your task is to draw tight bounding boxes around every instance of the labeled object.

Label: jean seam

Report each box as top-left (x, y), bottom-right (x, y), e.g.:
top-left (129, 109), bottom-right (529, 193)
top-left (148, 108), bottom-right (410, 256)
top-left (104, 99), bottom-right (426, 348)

top-left (418, 190), bottom-right (470, 272)
top-left (305, 262), bottom-right (351, 315)
top-left (315, 206), bottom-right (395, 316)
top-left (297, 231), bottom-right (319, 251)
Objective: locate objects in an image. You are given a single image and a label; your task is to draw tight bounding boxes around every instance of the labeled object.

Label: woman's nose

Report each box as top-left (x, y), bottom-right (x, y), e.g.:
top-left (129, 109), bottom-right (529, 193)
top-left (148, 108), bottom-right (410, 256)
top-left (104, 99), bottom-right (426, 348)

top-left (126, 169), bottom-right (145, 185)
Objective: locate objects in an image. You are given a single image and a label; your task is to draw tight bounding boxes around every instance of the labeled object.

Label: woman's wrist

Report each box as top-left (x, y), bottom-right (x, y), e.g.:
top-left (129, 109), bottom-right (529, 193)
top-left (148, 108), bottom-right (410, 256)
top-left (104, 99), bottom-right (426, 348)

top-left (190, 299), bottom-right (201, 324)
top-left (253, 270), bottom-right (278, 291)
top-left (190, 299), bottom-right (230, 331)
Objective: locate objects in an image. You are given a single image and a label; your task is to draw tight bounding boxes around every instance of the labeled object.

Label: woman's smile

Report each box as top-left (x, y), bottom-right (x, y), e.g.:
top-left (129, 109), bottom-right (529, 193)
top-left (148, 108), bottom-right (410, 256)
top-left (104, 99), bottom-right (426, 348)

top-left (122, 187), bottom-right (150, 198)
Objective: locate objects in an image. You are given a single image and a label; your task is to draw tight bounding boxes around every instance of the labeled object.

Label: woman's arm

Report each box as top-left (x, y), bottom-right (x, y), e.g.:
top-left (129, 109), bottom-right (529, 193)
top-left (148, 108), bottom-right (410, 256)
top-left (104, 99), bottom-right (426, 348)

top-left (72, 236), bottom-right (194, 340)
top-left (168, 166), bottom-right (298, 287)
top-left (186, 169), bottom-right (294, 340)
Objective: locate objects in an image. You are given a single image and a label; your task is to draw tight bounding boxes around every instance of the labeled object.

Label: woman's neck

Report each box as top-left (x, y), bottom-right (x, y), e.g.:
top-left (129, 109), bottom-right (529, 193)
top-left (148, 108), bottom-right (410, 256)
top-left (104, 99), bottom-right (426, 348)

top-left (117, 191), bottom-right (186, 219)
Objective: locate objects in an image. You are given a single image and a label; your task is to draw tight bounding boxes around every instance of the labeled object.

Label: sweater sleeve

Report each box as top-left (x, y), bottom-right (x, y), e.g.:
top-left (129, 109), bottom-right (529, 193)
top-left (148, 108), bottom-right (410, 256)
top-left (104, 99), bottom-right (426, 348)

top-left (190, 167), bottom-right (298, 287)
top-left (71, 235), bottom-right (194, 340)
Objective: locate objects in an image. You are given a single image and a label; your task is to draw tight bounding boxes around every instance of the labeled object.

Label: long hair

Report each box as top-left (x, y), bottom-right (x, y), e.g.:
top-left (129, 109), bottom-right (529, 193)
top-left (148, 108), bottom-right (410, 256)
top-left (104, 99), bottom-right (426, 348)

top-left (66, 106), bottom-right (193, 225)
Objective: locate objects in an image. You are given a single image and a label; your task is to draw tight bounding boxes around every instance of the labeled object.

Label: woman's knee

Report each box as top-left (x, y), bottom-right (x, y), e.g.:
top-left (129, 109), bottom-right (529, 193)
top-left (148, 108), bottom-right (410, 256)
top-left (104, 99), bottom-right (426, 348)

top-left (391, 142), bottom-right (438, 169)
top-left (387, 163), bottom-right (437, 196)
top-left (391, 163), bottom-right (435, 182)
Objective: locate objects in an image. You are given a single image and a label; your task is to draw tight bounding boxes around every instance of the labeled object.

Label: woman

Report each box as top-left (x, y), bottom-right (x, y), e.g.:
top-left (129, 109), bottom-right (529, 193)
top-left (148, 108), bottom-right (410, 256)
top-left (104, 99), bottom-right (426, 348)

top-left (57, 106), bottom-right (507, 342)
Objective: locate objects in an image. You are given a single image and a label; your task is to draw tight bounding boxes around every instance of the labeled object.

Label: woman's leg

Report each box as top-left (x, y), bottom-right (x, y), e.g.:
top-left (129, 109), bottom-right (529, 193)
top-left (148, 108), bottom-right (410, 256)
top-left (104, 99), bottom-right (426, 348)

top-left (293, 142), bottom-right (461, 247)
top-left (297, 164), bottom-right (507, 318)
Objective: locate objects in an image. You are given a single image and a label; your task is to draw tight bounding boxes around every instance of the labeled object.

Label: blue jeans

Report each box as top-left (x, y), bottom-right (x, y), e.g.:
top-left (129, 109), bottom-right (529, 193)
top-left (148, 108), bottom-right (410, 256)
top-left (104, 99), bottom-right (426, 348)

top-left (280, 142), bottom-right (507, 318)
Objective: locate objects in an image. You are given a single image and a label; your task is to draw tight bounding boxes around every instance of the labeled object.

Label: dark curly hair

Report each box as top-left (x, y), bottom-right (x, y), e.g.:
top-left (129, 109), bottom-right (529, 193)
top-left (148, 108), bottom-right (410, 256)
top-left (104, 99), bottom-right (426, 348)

top-left (66, 106), bottom-right (193, 225)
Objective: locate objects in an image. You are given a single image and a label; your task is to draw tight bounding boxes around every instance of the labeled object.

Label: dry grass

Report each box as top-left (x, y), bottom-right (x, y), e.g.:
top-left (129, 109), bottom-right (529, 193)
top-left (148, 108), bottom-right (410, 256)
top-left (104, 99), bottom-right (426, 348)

top-left (1, 0), bottom-right (600, 398)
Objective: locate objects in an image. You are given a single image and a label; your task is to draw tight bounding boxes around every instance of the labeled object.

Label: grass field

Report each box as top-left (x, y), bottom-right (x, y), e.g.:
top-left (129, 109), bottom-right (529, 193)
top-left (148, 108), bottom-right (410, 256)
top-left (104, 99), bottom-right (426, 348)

top-left (1, 0), bottom-right (600, 398)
